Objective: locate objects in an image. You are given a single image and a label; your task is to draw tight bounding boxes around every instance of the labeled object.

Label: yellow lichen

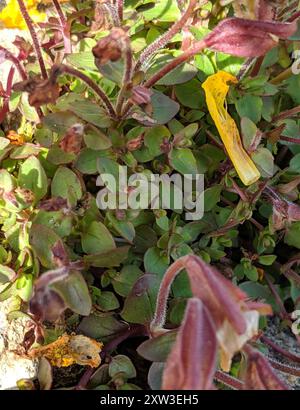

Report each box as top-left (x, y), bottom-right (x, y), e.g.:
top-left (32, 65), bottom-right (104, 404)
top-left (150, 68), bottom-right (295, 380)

top-left (29, 334), bottom-right (103, 368)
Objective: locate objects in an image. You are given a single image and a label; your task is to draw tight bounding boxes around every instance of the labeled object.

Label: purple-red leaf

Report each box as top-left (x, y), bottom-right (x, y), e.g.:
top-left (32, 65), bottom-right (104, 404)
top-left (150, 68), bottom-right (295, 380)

top-left (162, 298), bottom-right (217, 390)
top-left (205, 18), bottom-right (297, 57)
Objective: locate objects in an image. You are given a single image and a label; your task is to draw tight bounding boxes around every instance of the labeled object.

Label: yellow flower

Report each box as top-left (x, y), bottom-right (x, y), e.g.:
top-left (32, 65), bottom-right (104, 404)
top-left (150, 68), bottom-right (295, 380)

top-left (0, 0), bottom-right (46, 29)
top-left (202, 71), bottom-right (260, 186)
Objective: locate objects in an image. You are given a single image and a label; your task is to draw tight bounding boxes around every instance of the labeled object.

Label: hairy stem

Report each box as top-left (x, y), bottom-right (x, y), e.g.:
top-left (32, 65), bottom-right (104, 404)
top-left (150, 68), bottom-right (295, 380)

top-left (151, 258), bottom-right (186, 332)
top-left (0, 46), bottom-right (27, 80)
top-left (51, 64), bottom-right (116, 118)
top-left (116, 0), bottom-right (124, 21)
top-left (269, 357), bottom-right (300, 377)
top-left (52, 0), bottom-right (72, 53)
top-left (261, 335), bottom-right (300, 363)
top-left (116, 39), bottom-right (133, 117)
top-left (121, 40), bottom-right (206, 118)
top-left (144, 40), bottom-right (206, 88)
top-left (135, 0), bottom-right (199, 72)
top-left (214, 370), bottom-right (244, 390)
top-left (264, 273), bottom-right (289, 320)
top-left (16, 0), bottom-right (47, 79)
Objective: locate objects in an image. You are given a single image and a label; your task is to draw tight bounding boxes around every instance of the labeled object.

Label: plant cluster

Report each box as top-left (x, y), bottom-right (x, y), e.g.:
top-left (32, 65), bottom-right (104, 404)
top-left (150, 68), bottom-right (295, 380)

top-left (0, 0), bottom-right (300, 390)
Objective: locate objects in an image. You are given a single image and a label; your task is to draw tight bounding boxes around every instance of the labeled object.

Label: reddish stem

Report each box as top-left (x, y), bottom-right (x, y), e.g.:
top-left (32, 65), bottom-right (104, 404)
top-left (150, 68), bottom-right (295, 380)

top-left (16, 0), bottom-right (48, 79)
top-left (250, 56), bottom-right (264, 77)
top-left (144, 40), bottom-right (206, 88)
top-left (279, 135), bottom-right (300, 144)
top-left (151, 258), bottom-right (186, 332)
top-left (0, 67), bottom-right (15, 124)
top-left (215, 370), bottom-right (244, 390)
top-left (0, 46), bottom-right (27, 80)
top-left (261, 335), bottom-right (300, 364)
top-left (121, 40), bottom-right (207, 118)
top-left (135, 0), bottom-right (199, 72)
top-left (52, 0), bottom-right (72, 53)
top-left (116, 0), bottom-right (124, 21)
top-left (116, 37), bottom-right (133, 117)
top-left (52, 64), bottom-right (116, 118)
top-left (264, 273), bottom-right (289, 320)
top-left (273, 105), bottom-right (300, 122)
top-left (269, 357), bottom-right (300, 377)
top-left (287, 10), bottom-right (300, 22)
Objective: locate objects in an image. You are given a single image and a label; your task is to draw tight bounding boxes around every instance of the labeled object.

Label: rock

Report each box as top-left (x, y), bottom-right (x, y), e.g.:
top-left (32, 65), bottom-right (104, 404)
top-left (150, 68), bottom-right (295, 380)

top-left (0, 297), bottom-right (38, 390)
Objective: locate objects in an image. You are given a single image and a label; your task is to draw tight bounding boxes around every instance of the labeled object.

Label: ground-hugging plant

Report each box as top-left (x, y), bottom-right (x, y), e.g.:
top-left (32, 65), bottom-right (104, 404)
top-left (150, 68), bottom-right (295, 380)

top-left (0, 0), bottom-right (300, 390)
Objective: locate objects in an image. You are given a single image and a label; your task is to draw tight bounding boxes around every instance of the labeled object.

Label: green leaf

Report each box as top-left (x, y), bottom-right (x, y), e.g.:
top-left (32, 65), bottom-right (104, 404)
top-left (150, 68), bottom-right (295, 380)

top-left (216, 53), bottom-right (245, 75)
top-left (51, 271), bottom-right (92, 316)
top-left (47, 145), bottom-right (76, 165)
top-left (66, 52), bottom-right (98, 71)
top-left (236, 95), bottom-right (263, 124)
top-left (175, 79), bottom-right (205, 109)
top-left (106, 212), bottom-right (135, 243)
top-left (18, 156), bottom-right (48, 202)
top-left (0, 264), bottom-right (16, 284)
top-left (137, 330), bottom-right (177, 361)
top-left (69, 100), bottom-right (112, 128)
top-left (30, 224), bottom-right (65, 268)
top-left (285, 75), bottom-right (300, 104)
top-left (121, 274), bottom-right (161, 324)
top-left (42, 111), bottom-right (81, 135)
top-left (84, 246), bottom-right (130, 267)
top-left (51, 167), bottom-right (83, 205)
top-left (81, 221), bottom-right (116, 254)
top-left (150, 90), bottom-right (180, 125)
top-left (84, 125), bottom-right (112, 150)
top-left (144, 247), bottom-right (169, 277)
top-left (142, 0), bottom-right (180, 22)
top-left (241, 117), bottom-right (258, 150)
top-left (112, 265), bottom-right (143, 297)
top-left (203, 185), bottom-right (222, 212)
top-left (0, 169), bottom-right (15, 192)
top-left (285, 222), bottom-right (300, 249)
top-left (10, 144), bottom-right (41, 159)
top-left (78, 312), bottom-right (128, 342)
top-left (169, 148), bottom-right (198, 175)
top-left (252, 147), bottom-right (274, 177)
top-left (33, 210), bottom-right (73, 238)
top-left (258, 255), bottom-right (277, 266)
top-left (96, 291), bottom-right (120, 311)
top-left (289, 153), bottom-right (300, 173)
top-left (109, 355), bottom-right (136, 379)
top-left (147, 57), bottom-right (197, 85)
top-left (75, 148), bottom-right (106, 175)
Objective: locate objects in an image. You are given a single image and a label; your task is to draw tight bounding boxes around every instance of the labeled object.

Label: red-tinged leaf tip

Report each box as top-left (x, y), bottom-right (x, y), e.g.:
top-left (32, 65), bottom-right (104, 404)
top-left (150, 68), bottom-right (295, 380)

top-left (243, 346), bottom-right (289, 390)
top-left (205, 18), bottom-right (297, 58)
top-left (162, 298), bottom-right (217, 390)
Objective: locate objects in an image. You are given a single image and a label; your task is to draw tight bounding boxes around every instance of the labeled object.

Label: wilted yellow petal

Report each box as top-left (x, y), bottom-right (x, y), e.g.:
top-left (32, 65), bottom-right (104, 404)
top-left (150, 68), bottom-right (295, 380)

top-left (202, 71), bottom-right (260, 186)
top-left (29, 334), bottom-right (103, 368)
top-left (217, 310), bottom-right (259, 372)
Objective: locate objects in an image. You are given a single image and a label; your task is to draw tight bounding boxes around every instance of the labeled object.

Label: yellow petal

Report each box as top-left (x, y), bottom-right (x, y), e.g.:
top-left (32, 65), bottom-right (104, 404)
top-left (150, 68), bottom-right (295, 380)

top-left (0, 0), bottom-right (46, 29)
top-left (29, 334), bottom-right (103, 368)
top-left (202, 71), bottom-right (260, 186)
